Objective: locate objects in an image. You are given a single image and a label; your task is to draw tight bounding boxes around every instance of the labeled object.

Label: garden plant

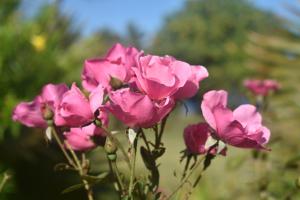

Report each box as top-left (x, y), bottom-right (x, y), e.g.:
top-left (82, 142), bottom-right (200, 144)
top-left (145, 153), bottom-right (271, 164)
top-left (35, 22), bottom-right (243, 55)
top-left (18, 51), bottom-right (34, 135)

top-left (12, 43), bottom-right (274, 200)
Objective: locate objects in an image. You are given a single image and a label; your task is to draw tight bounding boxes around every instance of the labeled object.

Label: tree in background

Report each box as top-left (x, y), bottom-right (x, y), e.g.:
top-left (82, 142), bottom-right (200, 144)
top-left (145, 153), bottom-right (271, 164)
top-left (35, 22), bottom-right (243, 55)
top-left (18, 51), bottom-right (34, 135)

top-left (151, 0), bottom-right (300, 199)
top-left (60, 23), bottom-right (144, 84)
top-left (151, 0), bottom-right (283, 91)
top-left (0, 1), bottom-right (127, 198)
top-left (125, 22), bottom-right (144, 49)
top-left (0, 1), bottom-right (81, 197)
top-left (0, 0), bottom-right (79, 139)
top-left (1, 0), bottom-right (300, 199)
top-left (244, 3), bottom-right (300, 198)
top-left (60, 28), bottom-right (122, 83)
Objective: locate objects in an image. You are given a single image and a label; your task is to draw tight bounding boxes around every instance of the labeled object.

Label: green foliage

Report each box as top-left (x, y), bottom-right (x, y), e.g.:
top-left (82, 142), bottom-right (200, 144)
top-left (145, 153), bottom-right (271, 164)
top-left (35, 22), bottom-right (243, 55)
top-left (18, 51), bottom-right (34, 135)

top-left (0, 1), bottom-right (79, 139)
top-left (59, 29), bottom-right (122, 83)
top-left (150, 1), bottom-right (300, 199)
top-left (0, 0), bottom-right (20, 23)
top-left (1, 0), bottom-right (300, 199)
top-left (124, 23), bottom-right (144, 49)
top-left (245, 17), bottom-right (300, 199)
top-left (151, 0), bottom-right (282, 89)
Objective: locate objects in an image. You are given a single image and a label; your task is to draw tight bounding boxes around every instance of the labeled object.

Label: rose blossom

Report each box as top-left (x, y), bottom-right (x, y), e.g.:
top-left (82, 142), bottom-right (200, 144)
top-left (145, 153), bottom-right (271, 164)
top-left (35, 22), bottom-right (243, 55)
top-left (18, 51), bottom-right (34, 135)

top-left (184, 122), bottom-right (227, 155)
top-left (56, 83), bottom-right (108, 127)
top-left (244, 79), bottom-right (280, 96)
top-left (82, 43), bottom-right (140, 92)
top-left (106, 43), bottom-right (140, 71)
top-left (184, 123), bottom-right (211, 154)
top-left (13, 83), bottom-right (68, 127)
top-left (107, 88), bottom-right (175, 128)
top-left (133, 54), bottom-right (205, 100)
top-left (64, 123), bottom-right (106, 151)
top-left (173, 65), bottom-right (208, 100)
top-left (201, 90), bottom-right (270, 150)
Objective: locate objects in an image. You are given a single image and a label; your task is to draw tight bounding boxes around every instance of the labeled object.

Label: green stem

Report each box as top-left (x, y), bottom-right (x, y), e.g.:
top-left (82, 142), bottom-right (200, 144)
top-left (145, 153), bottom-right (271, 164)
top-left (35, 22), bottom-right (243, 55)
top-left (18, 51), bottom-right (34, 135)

top-left (111, 159), bottom-right (125, 194)
top-left (153, 125), bottom-right (159, 144)
top-left (181, 156), bottom-right (192, 181)
top-left (128, 135), bottom-right (138, 198)
top-left (140, 129), bottom-right (151, 152)
top-left (83, 179), bottom-right (94, 200)
top-left (51, 126), bottom-right (76, 168)
top-left (143, 118), bottom-right (168, 194)
top-left (107, 159), bottom-right (120, 192)
top-left (0, 171), bottom-right (11, 192)
top-left (65, 142), bottom-right (82, 169)
top-left (65, 142), bottom-right (94, 200)
top-left (49, 123), bottom-right (93, 200)
top-left (156, 115), bottom-right (168, 148)
top-left (165, 156), bottom-right (205, 200)
top-left (102, 128), bottom-right (131, 169)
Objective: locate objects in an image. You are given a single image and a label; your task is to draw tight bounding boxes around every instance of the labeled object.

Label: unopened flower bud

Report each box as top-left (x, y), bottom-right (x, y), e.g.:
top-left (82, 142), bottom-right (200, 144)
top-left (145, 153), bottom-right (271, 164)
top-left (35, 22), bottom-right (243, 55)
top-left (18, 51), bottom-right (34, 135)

top-left (109, 76), bottom-right (123, 90)
top-left (94, 119), bottom-right (102, 127)
top-left (105, 136), bottom-right (118, 155)
top-left (42, 106), bottom-right (54, 120)
top-left (47, 119), bottom-right (54, 126)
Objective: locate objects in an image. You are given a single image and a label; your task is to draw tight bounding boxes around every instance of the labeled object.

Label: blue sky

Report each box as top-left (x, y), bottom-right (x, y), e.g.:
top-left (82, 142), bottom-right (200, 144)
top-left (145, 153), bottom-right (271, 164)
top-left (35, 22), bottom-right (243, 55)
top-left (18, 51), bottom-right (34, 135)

top-left (61, 0), bottom-right (185, 37)
top-left (23, 0), bottom-right (298, 38)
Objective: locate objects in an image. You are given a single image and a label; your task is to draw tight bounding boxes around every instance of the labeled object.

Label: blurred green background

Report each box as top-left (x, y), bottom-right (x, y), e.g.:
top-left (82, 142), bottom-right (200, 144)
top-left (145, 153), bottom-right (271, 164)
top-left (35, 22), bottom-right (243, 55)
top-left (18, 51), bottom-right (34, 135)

top-left (1, 0), bottom-right (300, 199)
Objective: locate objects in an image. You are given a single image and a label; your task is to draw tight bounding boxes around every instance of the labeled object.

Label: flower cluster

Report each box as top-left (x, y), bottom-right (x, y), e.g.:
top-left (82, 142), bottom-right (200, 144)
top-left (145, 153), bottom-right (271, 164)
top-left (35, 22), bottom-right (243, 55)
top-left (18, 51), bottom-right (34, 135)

top-left (13, 43), bottom-right (209, 151)
top-left (12, 43), bottom-right (274, 199)
top-left (184, 90), bottom-right (270, 155)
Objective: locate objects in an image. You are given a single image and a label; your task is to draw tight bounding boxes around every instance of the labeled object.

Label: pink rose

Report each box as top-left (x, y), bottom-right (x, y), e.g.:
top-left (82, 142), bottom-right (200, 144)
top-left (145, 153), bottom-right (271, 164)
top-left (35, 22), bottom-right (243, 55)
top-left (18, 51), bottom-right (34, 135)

top-left (107, 88), bottom-right (175, 128)
top-left (82, 43), bottom-right (140, 91)
top-left (173, 65), bottom-right (208, 99)
top-left (133, 55), bottom-right (193, 100)
top-left (56, 83), bottom-right (107, 127)
top-left (201, 90), bottom-right (270, 150)
top-left (106, 43), bottom-right (140, 71)
top-left (64, 124), bottom-right (106, 151)
top-left (13, 83), bottom-right (68, 127)
top-left (82, 59), bottom-right (128, 91)
top-left (244, 79), bottom-right (280, 96)
top-left (40, 83), bottom-right (69, 109)
top-left (12, 96), bottom-right (46, 128)
top-left (183, 123), bottom-right (210, 154)
top-left (183, 123), bottom-right (226, 155)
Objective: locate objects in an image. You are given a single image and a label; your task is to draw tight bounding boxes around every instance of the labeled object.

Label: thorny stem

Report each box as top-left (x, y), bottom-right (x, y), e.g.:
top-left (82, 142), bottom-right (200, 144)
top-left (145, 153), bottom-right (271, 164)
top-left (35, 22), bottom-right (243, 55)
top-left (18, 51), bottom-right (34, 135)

top-left (165, 156), bottom-right (206, 200)
top-left (0, 171), bottom-right (11, 192)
